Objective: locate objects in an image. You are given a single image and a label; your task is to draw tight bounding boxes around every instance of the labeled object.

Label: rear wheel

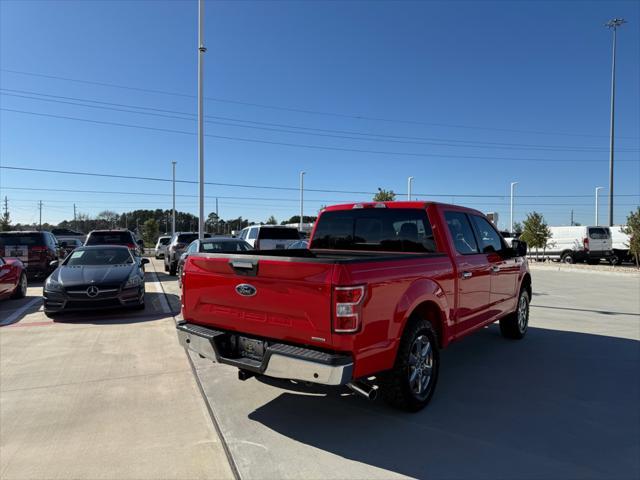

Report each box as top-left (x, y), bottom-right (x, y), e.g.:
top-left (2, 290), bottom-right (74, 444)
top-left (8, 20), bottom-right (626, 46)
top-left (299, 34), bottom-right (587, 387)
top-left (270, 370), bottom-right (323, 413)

top-left (12, 273), bottom-right (27, 299)
top-left (169, 261), bottom-right (177, 276)
top-left (561, 252), bottom-right (574, 264)
top-left (500, 289), bottom-right (530, 339)
top-left (381, 318), bottom-right (439, 412)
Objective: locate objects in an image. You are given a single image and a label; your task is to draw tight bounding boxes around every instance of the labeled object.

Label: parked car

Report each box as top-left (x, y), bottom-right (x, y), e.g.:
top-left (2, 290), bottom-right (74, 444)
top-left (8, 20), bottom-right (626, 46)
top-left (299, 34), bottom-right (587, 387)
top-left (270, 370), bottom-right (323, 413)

top-left (177, 201), bottom-right (531, 412)
top-left (85, 230), bottom-right (140, 255)
top-left (164, 232), bottom-right (212, 275)
top-left (611, 226), bottom-right (632, 265)
top-left (42, 245), bottom-right (148, 317)
top-left (177, 237), bottom-right (253, 287)
top-left (58, 238), bottom-right (84, 257)
top-left (0, 256), bottom-right (27, 300)
top-left (154, 236), bottom-right (171, 259)
top-left (0, 231), bottom-right (61, 278)
top-left (545, 226), bottom-right (613, 264)
top-left (238, 225), bottom-right (301, 250)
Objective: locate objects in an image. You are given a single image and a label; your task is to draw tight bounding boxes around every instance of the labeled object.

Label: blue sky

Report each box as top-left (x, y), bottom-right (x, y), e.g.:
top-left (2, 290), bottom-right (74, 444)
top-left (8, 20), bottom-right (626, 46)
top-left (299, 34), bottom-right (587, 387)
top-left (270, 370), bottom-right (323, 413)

top-left (1, 0), bottom-right (638, 230)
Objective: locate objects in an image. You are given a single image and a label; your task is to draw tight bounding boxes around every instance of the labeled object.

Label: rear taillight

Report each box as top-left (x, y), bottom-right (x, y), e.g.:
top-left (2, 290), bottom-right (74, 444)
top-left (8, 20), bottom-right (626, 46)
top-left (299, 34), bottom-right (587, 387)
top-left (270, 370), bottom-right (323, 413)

top-left (333, 285), bottom-right (366, 333)
top-left (583, 237), bottom-right (589, 251)
top-left (126, 243), bottom-right (136, 249)
top-left (31, 246), bottom-right (47, 254)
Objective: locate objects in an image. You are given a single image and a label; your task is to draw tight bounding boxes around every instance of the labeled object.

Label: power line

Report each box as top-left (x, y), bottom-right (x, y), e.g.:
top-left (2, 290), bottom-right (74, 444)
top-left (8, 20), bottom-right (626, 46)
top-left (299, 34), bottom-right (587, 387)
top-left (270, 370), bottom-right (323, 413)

top-left (3, 108), bottom-right (640, 164)
top-left (2, 89), bottom-right (638, 153)
top-left (2, 175), bottom-right (639, 200)
top-left (3, 68), bottom-right (639, 140)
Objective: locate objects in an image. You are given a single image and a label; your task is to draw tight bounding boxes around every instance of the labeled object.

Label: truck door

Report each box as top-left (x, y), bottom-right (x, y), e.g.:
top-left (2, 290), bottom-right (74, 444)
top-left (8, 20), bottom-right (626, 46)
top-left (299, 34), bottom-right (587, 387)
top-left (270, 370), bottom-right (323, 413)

top-left (443, 211), bottom-right (492, 336)
top-left (469, 214), bottom-right (519, 318)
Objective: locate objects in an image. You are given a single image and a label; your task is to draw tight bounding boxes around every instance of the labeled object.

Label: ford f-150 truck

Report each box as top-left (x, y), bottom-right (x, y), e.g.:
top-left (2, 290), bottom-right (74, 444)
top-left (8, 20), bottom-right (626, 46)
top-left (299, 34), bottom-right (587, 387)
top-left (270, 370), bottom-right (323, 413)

top-left (177, 201), bottom-right (531, 411)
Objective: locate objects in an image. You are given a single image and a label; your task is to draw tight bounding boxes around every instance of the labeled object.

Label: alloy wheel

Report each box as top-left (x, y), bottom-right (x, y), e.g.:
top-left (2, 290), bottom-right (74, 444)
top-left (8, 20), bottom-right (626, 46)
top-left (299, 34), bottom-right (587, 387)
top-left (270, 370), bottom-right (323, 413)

top-left (408, 334), bottom-right (433, 399)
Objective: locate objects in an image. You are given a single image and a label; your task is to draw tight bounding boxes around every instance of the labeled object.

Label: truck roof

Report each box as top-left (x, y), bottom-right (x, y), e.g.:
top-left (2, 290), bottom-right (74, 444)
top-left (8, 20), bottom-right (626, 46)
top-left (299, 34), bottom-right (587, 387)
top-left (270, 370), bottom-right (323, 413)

top-left (321, 201), bottom-right (484, 216)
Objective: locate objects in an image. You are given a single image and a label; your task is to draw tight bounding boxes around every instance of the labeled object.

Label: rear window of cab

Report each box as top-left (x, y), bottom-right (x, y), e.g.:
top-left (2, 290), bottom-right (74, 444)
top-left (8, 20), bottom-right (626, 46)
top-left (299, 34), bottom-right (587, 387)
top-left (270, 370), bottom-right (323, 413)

top-left (0, 233), bottom-right (45, 246)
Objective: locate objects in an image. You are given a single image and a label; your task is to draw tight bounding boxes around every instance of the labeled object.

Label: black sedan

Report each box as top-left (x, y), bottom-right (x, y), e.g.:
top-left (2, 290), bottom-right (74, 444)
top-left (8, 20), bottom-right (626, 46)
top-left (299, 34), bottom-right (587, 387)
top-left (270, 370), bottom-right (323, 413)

top-left (43, 245), bottom-right (149, 317)
top-left (177, 237), bottom-right (253, 287)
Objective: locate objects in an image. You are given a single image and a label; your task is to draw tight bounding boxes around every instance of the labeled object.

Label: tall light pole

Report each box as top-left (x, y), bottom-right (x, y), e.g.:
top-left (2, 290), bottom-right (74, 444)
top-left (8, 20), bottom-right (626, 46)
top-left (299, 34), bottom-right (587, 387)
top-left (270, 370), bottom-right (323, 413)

top-left (595, 186), bottom-right (604, 226)
top-left (197, 0), bottom-right (206, 239)
top-left (407, 176), bottom-right (414, 201)
top-left (299, 171), bottom-right (305, 232)
top-left (172, 161), bottom-right (177, 235)
top-left (510, 182), bottom-right (518, 233)
top-left (605, 18), bottom-right (626, 227)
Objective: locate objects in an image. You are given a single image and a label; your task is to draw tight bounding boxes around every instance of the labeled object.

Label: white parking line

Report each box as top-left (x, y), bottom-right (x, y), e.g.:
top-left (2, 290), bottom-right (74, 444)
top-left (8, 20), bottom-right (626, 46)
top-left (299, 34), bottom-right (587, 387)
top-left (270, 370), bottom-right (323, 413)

top-left (0, 297), bottom-right (42, 326)
top-left (150, 272), bottom-right (172, 314)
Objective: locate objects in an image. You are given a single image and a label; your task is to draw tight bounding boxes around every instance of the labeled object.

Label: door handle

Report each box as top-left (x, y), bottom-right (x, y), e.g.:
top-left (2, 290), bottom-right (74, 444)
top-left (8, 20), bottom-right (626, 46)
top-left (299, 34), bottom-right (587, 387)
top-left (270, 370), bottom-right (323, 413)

top-left (491, 266), bottom-right (500, 273)
top-left (461, 271), bottom-right (473, 279)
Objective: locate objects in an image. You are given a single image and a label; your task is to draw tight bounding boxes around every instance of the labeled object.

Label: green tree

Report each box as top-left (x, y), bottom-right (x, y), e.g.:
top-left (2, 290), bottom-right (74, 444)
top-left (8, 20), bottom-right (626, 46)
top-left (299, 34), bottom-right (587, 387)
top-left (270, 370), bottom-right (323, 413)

top-left (265, 215), bottom-right (278, 225)
top-left (622, 207), bottom-right (640, 268)
top-left (512, 222), bottom-right (523, 236)
top-left (373, 188), bottom-right (396, 201)
top-left (142, 219), bottom-right (159, 248)
top-left (520, 212), bottom-right (551, 260)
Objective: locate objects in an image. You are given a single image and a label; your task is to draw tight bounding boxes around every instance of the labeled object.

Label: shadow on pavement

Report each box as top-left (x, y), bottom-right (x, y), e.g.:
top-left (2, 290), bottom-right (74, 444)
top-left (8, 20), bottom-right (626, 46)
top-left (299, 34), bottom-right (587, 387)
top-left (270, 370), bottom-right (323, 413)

top-left (249, 326), bottom-right (640, 479)
top-left (532, 304), bottom-right (640, 317)
top-left (51, 292), bottom-right (178, 324)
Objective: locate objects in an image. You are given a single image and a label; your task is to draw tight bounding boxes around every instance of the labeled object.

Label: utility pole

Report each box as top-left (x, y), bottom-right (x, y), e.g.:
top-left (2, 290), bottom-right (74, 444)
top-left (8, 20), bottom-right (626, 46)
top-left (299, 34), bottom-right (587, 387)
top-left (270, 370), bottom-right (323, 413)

top-left (38, 201), bottom-right (43, 230)
top-left (172, 161), bottom-right (177, 235)
top-left (605, 18), bottom-right (626, 227)
top-left (510, 182), bottom-right (518, 233)
top-left (73, 203), bottom-right (77, 231)
top-left (197, 0), bottom-right (206, 240)
top-left (595, 186), bottom-right (604, 226)
top-left (299, 171), bottom-right (305, 232)
top-left (571, 209), bottom-right (574, 226)
top-left (407, 176), bottom-right (414, 201)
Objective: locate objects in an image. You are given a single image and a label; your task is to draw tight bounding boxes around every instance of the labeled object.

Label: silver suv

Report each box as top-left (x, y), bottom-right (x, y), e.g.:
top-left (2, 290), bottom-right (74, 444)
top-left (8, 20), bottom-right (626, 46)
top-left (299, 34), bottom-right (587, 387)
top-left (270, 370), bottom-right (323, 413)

top-left (164, 232), bottom-right (211, 275)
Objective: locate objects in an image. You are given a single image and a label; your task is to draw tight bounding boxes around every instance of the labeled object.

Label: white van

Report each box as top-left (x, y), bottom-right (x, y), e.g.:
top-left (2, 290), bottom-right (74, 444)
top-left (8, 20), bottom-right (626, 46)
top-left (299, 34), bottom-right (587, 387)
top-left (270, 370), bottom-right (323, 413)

top-left (546, 226), bottom-right (613, 264)
top-left (238, 225), bottom-right (301, 250)
top-left (611, 226), bottom-right (632, 264)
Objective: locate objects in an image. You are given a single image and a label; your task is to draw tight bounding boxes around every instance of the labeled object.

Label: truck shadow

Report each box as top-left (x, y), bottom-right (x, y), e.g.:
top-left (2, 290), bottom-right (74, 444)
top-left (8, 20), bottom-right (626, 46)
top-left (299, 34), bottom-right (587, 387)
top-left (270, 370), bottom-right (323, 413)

top-left (249, 326), bottom-right (640, 479)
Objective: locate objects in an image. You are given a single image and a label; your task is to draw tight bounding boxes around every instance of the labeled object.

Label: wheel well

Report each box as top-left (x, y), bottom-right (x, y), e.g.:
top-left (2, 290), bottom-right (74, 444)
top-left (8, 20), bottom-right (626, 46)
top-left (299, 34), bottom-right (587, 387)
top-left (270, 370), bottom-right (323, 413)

top-left (408, 301), bottom-right (444, 348)
top-left (521, 273), bottom-right (532, 299)
top-left (561, 250), bottom-right (573, 258)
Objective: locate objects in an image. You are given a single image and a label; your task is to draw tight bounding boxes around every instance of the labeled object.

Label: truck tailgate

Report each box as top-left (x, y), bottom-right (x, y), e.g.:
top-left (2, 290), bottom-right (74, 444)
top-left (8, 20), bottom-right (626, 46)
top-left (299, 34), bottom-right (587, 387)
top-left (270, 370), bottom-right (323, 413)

top-left (182, 254), bottom-right (336, 346)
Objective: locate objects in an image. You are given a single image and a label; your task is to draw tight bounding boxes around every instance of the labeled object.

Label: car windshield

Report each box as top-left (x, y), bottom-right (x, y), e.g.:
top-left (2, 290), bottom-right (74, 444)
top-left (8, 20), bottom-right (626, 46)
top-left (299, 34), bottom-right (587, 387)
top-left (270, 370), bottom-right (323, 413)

top-left (65, 248), bottom-right (133, 266)
top-left (86, 232), bottom-right (133, 245)
top-left (201, 241), bottom-right (252, 252)
top-left (0, 233), bottom-right (44, 246)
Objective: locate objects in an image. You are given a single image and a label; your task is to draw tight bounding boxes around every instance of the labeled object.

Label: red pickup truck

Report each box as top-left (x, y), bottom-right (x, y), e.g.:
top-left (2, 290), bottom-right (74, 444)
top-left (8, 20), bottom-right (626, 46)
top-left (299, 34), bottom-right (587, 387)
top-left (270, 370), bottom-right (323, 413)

top-left (177, 201), bottom-right (531, 411)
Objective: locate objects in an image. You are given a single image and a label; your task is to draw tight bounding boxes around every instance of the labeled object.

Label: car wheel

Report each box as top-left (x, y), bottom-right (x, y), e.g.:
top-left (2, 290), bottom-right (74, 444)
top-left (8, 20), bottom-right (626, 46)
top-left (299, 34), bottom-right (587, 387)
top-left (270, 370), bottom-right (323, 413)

top-left (11, 273), bottom-right (28, 299)
top-left (44, 311), bottom-right (59, 319)
top-left (380, 317), bottom-right (439, 412)
top-left (561, 252), bottom-right (574, 264)
top-left (164, 260), bottom-right (169, 272)
top-left (609, 255), bottom-right (620, 265)
top-left (169, 262), bottom-right (177, 276)
top-left (500, 289), bottom-right (530, 340)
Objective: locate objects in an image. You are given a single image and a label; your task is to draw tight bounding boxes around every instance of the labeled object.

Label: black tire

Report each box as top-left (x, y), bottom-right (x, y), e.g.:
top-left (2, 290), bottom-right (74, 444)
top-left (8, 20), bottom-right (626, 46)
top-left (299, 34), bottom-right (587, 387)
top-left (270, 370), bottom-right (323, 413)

top-left (561, 252), bottom-right (574, 264)
top-left (169, 261), bottom-right (177, 276)
top-left (609, 255), bottom-right (620, 266)
top-left (44, 311), bottom-right (60, 319)
top-left (164, 260), bottom-right (169, 272)
top-left (380, 318), bottom-right (440, 412)
top-left (500, 289), bottom-right (530, 340)
top-left (11, 273), bottom-right (27, 299)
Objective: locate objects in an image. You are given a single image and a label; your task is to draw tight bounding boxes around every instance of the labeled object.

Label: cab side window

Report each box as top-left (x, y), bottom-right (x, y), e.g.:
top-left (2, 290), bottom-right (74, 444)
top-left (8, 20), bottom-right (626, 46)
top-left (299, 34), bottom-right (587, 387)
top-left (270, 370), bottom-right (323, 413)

top-left (248, 228), bottom-right (258, 240)
top-left (470, 215), bottom-right (503, 253)
top-left (444, 212), bottom-right (479, 255)
top-left (187, 242), bottom-right (198, 253)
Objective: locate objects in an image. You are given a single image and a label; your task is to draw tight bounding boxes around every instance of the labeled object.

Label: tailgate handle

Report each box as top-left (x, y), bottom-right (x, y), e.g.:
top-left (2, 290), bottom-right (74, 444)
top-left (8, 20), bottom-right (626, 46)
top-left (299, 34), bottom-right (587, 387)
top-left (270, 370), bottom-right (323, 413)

top-left (229, 259), bottom-right (259, 276)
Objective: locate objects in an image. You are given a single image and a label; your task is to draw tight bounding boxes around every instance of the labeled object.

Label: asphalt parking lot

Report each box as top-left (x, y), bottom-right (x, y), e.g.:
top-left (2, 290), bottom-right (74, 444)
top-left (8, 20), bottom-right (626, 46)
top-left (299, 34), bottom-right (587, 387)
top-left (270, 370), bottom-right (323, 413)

top-left (1, 259), bottom-right (639, 479)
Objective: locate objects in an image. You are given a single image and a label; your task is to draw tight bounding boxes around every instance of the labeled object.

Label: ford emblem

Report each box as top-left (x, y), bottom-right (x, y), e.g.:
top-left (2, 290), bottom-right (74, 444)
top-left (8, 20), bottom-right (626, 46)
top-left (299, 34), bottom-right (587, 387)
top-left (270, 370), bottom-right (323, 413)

top-left (235, 284), bottom-right (257, 297)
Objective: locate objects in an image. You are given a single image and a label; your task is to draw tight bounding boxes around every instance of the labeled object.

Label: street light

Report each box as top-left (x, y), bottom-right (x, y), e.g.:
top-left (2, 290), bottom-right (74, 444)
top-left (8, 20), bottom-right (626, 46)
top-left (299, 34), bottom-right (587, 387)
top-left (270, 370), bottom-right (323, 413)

top-left (407, 176), bottom-right (414, 201)
top-left (595, 186), bottom-right (604, 226)
top-left (605, 18), bottom-right (626, 227)
top-left (172, 161), bottom-right (176, 235)
top-left (197, 0), bottom-right (207, 239)
top-left (510, 182), bottom-right (518, 233)
top-left (299, 171), bottom-right (305, 232)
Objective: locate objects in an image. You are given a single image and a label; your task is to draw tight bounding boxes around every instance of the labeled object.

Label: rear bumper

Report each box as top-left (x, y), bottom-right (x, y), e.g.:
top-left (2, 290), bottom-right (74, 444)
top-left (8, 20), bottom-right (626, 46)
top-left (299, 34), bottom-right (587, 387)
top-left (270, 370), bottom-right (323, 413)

top-left (176, 322), bottom-right (353, 386)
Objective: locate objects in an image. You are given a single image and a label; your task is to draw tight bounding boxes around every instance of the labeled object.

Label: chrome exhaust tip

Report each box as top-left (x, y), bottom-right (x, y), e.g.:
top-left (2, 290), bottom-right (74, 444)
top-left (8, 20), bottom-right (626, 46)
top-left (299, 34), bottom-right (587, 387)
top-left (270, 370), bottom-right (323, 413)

top-left (347, 381), bottom-right (378, 401)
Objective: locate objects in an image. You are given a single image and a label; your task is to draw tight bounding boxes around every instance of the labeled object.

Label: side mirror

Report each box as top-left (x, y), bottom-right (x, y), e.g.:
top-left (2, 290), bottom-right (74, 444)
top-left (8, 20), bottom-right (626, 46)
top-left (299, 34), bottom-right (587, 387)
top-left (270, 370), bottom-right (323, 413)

top-left (49, 260), bottom-right (59, 268)
top-left (140, 258), bottom-right (150, 265)
top-left (511, 239), bottom-right (528, 257)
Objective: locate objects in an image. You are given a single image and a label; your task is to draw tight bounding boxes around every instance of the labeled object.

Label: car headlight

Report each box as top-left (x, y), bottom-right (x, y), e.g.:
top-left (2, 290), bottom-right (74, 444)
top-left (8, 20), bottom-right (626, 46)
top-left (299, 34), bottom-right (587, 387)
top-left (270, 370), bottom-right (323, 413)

top-left (45, 278), bottom-right (63, 292)
top-left (124, 273), bottom-right (143, 288)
